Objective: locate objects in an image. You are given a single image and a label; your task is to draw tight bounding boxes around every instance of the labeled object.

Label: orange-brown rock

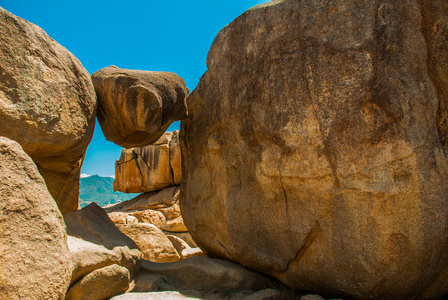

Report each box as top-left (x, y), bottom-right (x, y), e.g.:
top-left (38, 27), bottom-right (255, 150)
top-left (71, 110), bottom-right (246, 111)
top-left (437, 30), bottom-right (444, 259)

top-left (91, 66), bottom-right (188, 148)
top-left (123, 187), bottom-right (180, 211)
top-left (180, 0), bottom-right (448, 299)
top-left (117, 224), bottom-right (181, 263)
top-left (0, 137), bottom-right (72, 299)
top-left (113, 133), bottom-right (175, 193)
top-left (170, 130), bottom-right (182, 185)
top-left (0, 8), bottom-right (97, 213)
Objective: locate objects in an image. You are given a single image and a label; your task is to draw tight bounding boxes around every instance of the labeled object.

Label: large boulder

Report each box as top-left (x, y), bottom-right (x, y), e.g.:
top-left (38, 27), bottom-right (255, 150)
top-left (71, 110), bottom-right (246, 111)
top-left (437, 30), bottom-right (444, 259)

top-left (117, 223), bottom-right (181, 263)
top-left (114, 133), bottom-right (181, 193)
top-left (0, 7), bottom-right (97, 213)
top-left (91, 66), bottom-right (188, 148)
top-left (67, 235), bottom-right (140, 286)
top-left (64, 203), bottom-right (142, 276)
top-left (0, 137), bottom-right (72, 299)
top-left (180, 0), bottom-right (448, 299)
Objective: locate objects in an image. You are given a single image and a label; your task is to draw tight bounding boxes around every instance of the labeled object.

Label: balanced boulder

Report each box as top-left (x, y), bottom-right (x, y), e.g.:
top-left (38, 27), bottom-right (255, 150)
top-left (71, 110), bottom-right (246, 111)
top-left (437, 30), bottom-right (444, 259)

top-left (0, 137), bottom-right (72, 299)
top-left (0, 7), bottom-right (97, 213)
top-left (91, 66), bottom-right (188, 148)
top-left (180, 0), bottom-right (448, 299)
top-left (114, 132), bottom-right (181, 193)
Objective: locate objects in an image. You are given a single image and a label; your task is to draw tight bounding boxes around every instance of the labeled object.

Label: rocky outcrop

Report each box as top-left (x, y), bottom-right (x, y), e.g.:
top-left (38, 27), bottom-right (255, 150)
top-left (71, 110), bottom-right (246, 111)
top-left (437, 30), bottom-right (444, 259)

top-left (114, 132), bottom-right (182, 193)
top-left (66, 264), bottom-right (130, 300)
top-left (117, 224), bottom-right (181, 263)
top-left (0, 137), bottom-right (72, 299)
top-left (141, 257), bottom-right (273, 295)
top-left (91, 66), bottom-right (188, 148)
top-left (180, 0), bottom-right (448, 299)
top-left (0, 8), bottom-right (97, 214)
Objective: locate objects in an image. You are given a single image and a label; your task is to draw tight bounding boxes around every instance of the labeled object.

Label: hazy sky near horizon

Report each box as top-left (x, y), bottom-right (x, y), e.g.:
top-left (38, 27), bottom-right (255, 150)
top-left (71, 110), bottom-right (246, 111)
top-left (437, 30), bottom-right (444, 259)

top-left (1, 0), bottom-right (270, 177)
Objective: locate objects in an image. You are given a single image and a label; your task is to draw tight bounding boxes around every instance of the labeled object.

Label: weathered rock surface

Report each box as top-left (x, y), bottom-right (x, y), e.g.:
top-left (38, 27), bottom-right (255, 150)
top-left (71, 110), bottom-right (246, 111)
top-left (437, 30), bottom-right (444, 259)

top-left (0, 137), bottom-right (72, 299)
top-left (141, 257), bottom-right (272, 292)
top-left (91, 65), bottom-right (188, 148)
top-left (0, 8), bottom-right (97, 213)
top-left (109, 212), bottom-right (140, 225)
top-left (114, 133), bottom-right (181, 193)
top-left (167, 235), bottom-right (205, 260)
top-left (161, 215), bottom-right (188, 232)
top-left (131, 273), bottom-right (166, 293)
top-left (181, 0), bottom-right (448, 299)
top-left (67, 235), bottom-right (140, 286)
top-left (66, 264), bottom-right (130, 300)
top-left (131, 209), bottom-right (166, 228)
top-left (64, 203), bottom-right (142, 277)
top-left (170, 130), bottom-right (182, 185)
top-left (121, 186), bottom-right (180, 211)
top-left (64, 202), bottom-right (139, 251)
top-left (117, 223), bottom-right (181, 263)
top-left (111, 292), bottom-right (201, 300)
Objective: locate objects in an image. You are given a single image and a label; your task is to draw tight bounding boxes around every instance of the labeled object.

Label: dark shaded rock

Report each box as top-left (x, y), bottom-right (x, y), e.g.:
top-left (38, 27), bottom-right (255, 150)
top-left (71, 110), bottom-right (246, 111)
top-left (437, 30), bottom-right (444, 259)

top-left (0, 137), bottom-right (72, 299)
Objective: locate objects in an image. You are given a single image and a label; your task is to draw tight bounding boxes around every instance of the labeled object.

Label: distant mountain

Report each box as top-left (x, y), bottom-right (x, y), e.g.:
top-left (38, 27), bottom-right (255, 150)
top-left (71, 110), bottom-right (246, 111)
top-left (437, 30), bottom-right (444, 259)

top-left (79, 175), bottom-right (138, 208)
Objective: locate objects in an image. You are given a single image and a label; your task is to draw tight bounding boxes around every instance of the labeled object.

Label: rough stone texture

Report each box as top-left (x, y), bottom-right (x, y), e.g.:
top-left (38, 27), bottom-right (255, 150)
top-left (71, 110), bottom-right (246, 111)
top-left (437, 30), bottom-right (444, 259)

top-left (111, 292), bottom-right (201, 300)
top-left (131, 273), bottom-right (166, 293)
top-left (166, 235), bottom-right (204, 259)
top-left (66, 264), bottom-right (130, 300)
top-left (243, 289), bottom-right (286, 300)
top-left (180, 0), bottom-right (448, 299)
top-left (109, 212), bottom-right (140, 224)
top-left (156, 202), bottom-right (182, 220)
top-left (0, 137), bottom-right (72, 299)
top-left (164, 232), bottom-right (197, 248)
top-left (64, 203), bottom-right (142, 277)
top-left (130, 209), bottom-right (166, 228)
top-left (170, 130), bottom-right (182, 185)
top-left (64, 202), bottom-right (139, 251)
top-left (124, 187), bottom-right (180, 211)
top-left (117, 223), bottom-right (181, 263)
top-left (0, 8), bottom-right (97, 213)
top-left (67, 235), bottom-right (141, 286)
top-left (141, 257), bottom-right (272, 293)
top-left (300, 295), bottom-right (326, 300)
top-left (161, 215), bottom-right (188, 232)
top-left (114, 133), bottom-right (176, 193)
top-left (91, 65), bottom-right (188, 148)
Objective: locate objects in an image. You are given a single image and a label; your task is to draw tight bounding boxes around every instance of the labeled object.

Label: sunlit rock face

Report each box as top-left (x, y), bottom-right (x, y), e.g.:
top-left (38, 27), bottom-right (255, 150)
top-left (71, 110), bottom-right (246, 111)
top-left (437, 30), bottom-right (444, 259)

top-left (113, 131), bottom-right (182, 193)
top-left (180, 0), bottom-right (448, 299)
top-left (0, 7), bottom-right (97, 213)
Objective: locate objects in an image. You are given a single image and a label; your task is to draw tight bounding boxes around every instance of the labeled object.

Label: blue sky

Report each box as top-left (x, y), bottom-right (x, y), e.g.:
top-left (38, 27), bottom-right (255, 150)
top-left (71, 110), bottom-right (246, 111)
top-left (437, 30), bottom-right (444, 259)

top-left (1, 0), bottom-right (269, 177)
